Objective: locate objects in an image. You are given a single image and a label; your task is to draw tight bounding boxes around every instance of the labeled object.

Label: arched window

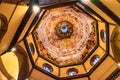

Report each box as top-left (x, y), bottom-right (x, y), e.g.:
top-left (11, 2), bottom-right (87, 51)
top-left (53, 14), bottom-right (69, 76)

top-left (29, 42), bottom-right (35, 55)
top-left (100, 30), bottom-right (106, 42)
top-left (67, 68), bottom-right (78, 76)
top-left (43, 63), bottom-right (53, 72)
top-left (90, 55), bottom-right (99, 66)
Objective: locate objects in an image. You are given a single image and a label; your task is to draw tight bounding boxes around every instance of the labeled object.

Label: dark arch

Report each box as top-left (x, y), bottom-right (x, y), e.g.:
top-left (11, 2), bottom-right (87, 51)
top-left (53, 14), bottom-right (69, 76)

top-left (0, 14), bottom-right (8, 42)
top-left (14, 44), bottom-right (29, 80)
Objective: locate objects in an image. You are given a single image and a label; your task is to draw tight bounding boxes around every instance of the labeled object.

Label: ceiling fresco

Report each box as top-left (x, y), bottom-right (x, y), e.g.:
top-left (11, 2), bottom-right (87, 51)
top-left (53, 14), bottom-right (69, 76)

top-left (33, 5), bottom-right (97, 66)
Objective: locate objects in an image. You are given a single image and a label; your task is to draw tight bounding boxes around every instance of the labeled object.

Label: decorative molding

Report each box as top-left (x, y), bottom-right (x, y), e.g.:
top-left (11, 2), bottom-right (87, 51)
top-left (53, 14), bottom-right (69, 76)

top-left (91, 0), bottom-right (120, 25)
top-left (8, 7), bottom-right (32, 51)
top-left (22, 1), bottom-right (111, 79)
top-left (106, 68), bottom-right (120, 80)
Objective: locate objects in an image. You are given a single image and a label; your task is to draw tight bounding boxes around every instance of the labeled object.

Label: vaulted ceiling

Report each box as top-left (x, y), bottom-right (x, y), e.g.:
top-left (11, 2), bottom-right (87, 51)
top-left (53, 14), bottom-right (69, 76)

top-left (0, 0), bottom-right (120, 80)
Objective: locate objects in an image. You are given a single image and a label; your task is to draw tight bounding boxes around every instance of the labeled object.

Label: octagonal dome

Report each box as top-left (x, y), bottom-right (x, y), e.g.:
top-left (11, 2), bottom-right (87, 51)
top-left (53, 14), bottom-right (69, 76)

top-left (33, 5), bottom-right (98, 67)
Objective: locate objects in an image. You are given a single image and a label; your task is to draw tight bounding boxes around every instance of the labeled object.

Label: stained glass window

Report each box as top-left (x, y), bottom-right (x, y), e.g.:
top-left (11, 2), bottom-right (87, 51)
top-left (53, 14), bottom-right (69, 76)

top-left (100, 30), bottom-right (106, 42)
top-left (67, 68), bottom-right (78, 76)
top-left (29, 43), bottom-right (35, 55)
top-left (43, 63), bottom-right (53, 72)
top-left (90, 55), bottom-right (99, 65)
